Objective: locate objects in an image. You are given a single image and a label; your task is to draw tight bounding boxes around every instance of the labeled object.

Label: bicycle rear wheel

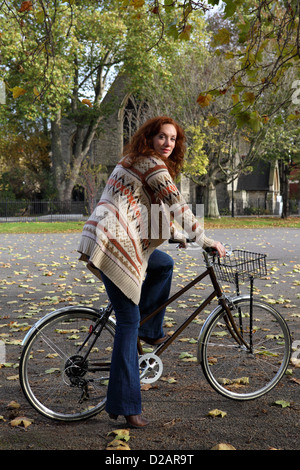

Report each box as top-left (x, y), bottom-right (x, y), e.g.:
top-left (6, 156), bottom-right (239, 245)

top-left (198, 297), bottom-right (291, 400)
top-left (19, 307), bottom-right (115, 421)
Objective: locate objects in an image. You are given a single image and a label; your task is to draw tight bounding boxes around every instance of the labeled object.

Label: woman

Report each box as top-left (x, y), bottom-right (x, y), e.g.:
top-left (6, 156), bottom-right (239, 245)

top-left (78, 116), bottom-right (225, 427)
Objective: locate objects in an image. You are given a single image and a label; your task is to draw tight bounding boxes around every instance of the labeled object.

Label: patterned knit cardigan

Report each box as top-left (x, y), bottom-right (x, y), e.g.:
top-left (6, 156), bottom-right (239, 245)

top-left (78, 156), bottom-right (214, 305)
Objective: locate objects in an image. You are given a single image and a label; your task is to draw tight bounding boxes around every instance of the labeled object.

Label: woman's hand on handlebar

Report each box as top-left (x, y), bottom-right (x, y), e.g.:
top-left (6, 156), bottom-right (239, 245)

top-left (211, 241), bottom-right (226, 258)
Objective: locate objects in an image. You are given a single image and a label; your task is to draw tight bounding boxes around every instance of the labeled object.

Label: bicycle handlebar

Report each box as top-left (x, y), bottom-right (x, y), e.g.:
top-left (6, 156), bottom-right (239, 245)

top-left (168, 239), bottom-right (231, 257)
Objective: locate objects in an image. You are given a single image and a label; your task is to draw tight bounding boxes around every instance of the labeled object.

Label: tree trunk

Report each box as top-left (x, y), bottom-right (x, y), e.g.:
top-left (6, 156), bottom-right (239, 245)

top-left (205, 181), bottom-right (220, 218)
top-left (51, 110), bottom-right (68, 201)
top-left (50, 109), bottom-right (103, 202)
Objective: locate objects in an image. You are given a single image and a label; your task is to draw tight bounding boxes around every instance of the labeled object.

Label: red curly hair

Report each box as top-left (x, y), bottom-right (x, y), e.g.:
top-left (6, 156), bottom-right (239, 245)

top-left (121, 116), bottom-right (186, 179)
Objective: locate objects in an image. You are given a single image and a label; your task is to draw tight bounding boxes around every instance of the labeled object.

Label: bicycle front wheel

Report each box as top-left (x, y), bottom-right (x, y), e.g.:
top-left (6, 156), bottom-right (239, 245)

top-left (199, 297), bottom-right (291, 400)
top-left (19, 307), bottom-right (115, 421)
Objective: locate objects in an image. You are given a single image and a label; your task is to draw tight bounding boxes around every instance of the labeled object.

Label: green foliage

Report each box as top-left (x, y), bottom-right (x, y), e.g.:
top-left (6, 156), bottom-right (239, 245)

top-left (204, 0), bottom-right (300, 127)
top-left (183, 124), bottom-right (209, 180)
top-left (0, 116), bottom-right (51, 199)
top-left (0, 1), bottom-right (164, 118)
top-left (134, 0), bottom-right (300, 129)
top-left (259, 115), bottom-right (300, 180)
top-left (0, 0), bottom-right (183, 199)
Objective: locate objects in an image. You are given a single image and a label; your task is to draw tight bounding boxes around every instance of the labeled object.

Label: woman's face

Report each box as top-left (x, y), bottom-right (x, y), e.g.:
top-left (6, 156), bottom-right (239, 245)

top-left (153, 124), bottom-right (177, 158)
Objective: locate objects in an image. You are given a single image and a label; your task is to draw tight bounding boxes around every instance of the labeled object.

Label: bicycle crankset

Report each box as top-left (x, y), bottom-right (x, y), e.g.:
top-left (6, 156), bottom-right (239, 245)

top-left (139, 353), bottom-right (163, 384)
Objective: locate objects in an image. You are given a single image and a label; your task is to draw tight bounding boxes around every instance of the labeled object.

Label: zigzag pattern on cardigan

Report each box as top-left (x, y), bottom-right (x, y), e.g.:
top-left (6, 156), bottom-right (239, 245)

top-left (78, 156), bottom-right (214, 304)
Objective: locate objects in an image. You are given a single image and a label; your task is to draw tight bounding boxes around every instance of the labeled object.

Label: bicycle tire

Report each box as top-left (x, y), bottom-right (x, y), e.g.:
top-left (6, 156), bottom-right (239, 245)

top-left (19, 306), bottom-right (115, 421)
top-left (198, 297), bottom-right (291, 400)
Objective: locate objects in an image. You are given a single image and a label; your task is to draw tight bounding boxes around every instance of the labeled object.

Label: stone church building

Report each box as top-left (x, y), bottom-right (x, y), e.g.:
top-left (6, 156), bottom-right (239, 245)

top-left (66, 75), bottom-right (282, 216)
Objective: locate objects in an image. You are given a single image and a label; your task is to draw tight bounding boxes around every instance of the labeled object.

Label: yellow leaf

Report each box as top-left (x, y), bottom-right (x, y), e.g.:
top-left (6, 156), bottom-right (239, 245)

top-left (160, 376), bottom-right (177, 384)
top-left (231, 94), bottom-right (239, 105)
top-left (107, 429), bottom-right (130, 442)
top-left (208, 408), bottom-right (227, 418)
top-left (35, 10), bottom-right (45, 23)
top-left (106, 439), bottom-right (131, 450)
top-left (211, 443), bottom-right (236, 450)
top-left (291, 357), bottom-right (300, 367)
top-left (197, 93), bottom-right (212, 107)
top-left (6, 374), bottom-right (19, 380)
top-left (130, 0), bottom-right (145, 8)
top-left (167, 377), bottom-right (177, 384)
top-left (7, 400), bottom-right (21, 409)
top-left (12, 86), bottom-right (27, 98)
top-left (82, 98), bottom-right (93, 107)
top-left (10, 416), bottom-right (33, 429)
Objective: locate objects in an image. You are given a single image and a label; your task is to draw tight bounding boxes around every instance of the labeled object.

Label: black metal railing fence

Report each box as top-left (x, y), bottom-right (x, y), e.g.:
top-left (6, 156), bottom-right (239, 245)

top-left (0, 200), bottom-right (89, 222)
top-left (0, 198), bottom-right (299, 222)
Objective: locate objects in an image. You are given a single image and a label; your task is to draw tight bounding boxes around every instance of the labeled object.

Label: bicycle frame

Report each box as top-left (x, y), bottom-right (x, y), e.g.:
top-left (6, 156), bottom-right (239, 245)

top-left (21, 252), bottom-right (250, 375)
top-left (137, 251), bottom-right (249, 356)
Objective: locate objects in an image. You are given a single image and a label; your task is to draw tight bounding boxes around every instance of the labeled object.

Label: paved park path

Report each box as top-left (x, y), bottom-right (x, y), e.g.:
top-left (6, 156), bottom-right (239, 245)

top-left (0, 228), bottom-right (299, 453)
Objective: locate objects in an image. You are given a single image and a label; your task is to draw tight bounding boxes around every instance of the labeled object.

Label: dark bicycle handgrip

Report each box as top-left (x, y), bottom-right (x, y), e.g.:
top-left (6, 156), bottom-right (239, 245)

top-left (204, 247), bottom-right (218, 255)
top-left (168, 238), bottom-right (191, 244)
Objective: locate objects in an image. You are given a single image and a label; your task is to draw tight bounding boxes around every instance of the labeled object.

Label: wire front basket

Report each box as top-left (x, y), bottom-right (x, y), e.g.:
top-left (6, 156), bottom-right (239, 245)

top-left (212, 250), bottom-right (267, 284)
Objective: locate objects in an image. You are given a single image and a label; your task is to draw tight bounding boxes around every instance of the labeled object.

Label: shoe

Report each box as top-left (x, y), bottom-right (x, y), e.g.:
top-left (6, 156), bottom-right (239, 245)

top-left (109, 413), bottom-right (149, 428)
top-left (139, 335), bottom-right (167, 345)
top-left (125, 414), bottom-right (149, 428)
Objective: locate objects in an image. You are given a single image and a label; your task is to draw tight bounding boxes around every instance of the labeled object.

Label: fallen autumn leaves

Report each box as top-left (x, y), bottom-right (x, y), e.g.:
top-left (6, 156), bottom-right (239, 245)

top-left (0, 230), bottom-right (299, 450)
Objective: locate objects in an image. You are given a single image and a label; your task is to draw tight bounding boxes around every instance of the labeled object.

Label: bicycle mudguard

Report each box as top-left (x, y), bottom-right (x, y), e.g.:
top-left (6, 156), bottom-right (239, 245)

top-left (21, 305), bottom-right (107, 347)
top-left (197, 294), bottom-right (250, 363)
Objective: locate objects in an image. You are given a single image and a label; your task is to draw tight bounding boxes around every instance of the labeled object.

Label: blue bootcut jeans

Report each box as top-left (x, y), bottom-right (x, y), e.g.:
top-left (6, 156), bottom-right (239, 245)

top-left (100, 249), bottom-right (174, 417)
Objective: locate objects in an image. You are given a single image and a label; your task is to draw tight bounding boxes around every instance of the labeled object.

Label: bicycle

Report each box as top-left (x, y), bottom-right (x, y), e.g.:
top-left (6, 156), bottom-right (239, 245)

top-left (19, 244), bottom-right (291, 421)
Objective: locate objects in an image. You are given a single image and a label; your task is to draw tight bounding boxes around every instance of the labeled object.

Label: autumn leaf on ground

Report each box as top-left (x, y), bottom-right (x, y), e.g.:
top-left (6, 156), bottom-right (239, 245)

top-left (10, 416), bottom-right (33, 429)
top-left (160, 376), bottom-right (177, 384)
top-left (211, 443), bottom-right (236, 450)
top-left (7, 400), bottom-right (21, 410)
top-left (106, 439), bottom-right (130, 450)
top-left (6, 374), bottom-right (19, 380)
top-left (291, 356), bottom-right (300, 367)
top-left (107, 429), bottom-right (130, 442)
top-left (273, 400), bottom-right (290, 408)
top-left (106, 429), bottom-right (131, 450)
top-left (290, 377), bottom-right (300, 385)
top-left (208, 409), bottom-right (227, 418)
top-left (178, 352), bottom-right (197, 362)
top-left (141, 383), bottom-right (153, 390)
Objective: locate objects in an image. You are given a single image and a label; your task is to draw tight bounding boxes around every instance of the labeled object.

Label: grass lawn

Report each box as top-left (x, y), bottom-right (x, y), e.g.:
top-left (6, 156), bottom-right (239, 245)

top-left (0, 217), bottom-right (299, 234)
top-left (204, 216), bottom-right (300, 229)
top-left (0, 221), bottom-right (85, 233)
